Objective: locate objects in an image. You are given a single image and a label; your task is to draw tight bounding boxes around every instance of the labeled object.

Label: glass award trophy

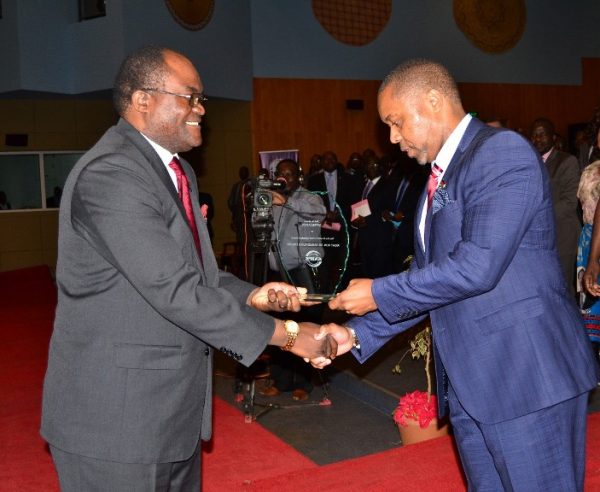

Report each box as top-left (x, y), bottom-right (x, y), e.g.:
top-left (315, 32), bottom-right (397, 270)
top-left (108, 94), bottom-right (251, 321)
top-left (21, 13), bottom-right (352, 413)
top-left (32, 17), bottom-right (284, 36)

top-left (270, 190), bottom-right (350, 302)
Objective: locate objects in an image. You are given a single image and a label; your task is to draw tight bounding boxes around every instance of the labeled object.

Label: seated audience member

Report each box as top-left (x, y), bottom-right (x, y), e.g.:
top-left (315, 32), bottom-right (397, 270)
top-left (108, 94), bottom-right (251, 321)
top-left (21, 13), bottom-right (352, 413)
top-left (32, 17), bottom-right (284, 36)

top-left (531, 117), bottom-right (581, 296)
top-left (263, 159), bottom-right (326, 400)
top-left (578, 107), bottom-right (600, 171)
top-left (352, 158), bottom-right (396, 278)
top-left (577, 160), bottom-right (600, 369)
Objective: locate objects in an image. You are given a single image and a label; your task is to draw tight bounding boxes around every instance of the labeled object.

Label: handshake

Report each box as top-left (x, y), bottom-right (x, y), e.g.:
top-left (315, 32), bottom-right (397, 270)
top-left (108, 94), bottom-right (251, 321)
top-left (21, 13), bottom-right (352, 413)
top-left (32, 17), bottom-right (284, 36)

top-left (275, 320), bottom-right (355, 369)
top-left (252, 278), bottom-right (378, 369)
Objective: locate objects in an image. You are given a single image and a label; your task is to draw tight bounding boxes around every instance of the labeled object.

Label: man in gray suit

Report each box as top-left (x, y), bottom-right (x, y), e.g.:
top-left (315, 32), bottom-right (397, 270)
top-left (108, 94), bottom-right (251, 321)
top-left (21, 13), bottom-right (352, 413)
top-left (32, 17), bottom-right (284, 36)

top-left (41, 46), bottom-right (335, 491)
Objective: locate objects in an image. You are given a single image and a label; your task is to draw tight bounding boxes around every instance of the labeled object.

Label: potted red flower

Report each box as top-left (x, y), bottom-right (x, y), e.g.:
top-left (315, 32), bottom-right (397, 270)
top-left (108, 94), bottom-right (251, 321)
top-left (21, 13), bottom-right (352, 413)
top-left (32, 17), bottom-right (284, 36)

top-left (393, 390), bottom-right (438, 429)
top-left (392, 321), bottom-right (450, 444)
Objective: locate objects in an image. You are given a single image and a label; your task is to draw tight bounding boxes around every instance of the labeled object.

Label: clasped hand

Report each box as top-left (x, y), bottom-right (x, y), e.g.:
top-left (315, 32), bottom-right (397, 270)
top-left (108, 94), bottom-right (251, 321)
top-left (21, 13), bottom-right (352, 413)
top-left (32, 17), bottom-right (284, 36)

top-left (290, 322), bottom-right (339, 361)
top-left (303, 323), bottom-right (355, 368)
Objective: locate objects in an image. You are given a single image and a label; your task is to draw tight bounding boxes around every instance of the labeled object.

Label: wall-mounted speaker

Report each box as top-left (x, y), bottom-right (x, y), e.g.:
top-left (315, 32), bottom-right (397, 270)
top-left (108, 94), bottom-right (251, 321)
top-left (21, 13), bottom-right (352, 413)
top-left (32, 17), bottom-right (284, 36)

top-left (5, 134), bottom-right (28, 147)
top-left (346, 99), bottom-right (364, 110)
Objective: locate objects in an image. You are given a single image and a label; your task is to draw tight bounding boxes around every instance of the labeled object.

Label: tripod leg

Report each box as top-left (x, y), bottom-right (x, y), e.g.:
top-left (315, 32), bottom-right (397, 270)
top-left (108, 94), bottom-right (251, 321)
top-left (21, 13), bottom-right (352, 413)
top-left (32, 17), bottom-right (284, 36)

top-left (244, 379), bottom-right (256, 423)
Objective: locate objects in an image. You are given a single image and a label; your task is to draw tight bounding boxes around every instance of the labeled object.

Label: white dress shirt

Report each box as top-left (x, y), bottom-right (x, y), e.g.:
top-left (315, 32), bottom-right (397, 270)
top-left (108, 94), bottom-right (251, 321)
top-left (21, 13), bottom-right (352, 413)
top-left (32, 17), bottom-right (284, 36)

top-left (418, 114), bottom-right (472, 249)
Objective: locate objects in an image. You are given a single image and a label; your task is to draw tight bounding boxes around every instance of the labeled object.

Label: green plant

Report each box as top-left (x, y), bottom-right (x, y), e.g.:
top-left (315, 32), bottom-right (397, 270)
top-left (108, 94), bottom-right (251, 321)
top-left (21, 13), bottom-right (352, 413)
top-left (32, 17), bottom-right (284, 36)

top-left (392, 321), bottom-right (437, 428)
top-left (392, 323), bottom-right (432, 396)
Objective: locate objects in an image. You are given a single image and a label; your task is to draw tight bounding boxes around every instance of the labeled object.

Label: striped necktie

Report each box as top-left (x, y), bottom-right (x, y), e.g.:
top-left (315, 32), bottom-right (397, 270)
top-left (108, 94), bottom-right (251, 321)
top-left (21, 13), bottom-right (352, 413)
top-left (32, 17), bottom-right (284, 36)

top-left (427, 163), bottom-right (443, 207)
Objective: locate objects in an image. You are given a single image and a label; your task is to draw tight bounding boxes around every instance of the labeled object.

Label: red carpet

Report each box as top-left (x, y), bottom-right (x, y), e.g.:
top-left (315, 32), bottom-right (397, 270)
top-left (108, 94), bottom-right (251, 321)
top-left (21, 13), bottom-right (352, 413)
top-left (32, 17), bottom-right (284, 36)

top-left (2, 266), bottom-right (600, 491)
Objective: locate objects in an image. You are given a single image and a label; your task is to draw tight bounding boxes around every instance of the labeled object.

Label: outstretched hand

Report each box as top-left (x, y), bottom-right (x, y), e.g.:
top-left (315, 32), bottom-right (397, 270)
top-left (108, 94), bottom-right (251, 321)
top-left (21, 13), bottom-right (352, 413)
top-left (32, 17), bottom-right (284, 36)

top-left (328, 278), bottom-right (377, 316)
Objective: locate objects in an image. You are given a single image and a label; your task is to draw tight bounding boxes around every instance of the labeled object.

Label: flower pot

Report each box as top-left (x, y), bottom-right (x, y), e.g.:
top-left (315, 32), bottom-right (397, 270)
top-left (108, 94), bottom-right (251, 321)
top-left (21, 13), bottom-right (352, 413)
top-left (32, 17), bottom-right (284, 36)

top-left (397, 417), bottom-right (449, 445)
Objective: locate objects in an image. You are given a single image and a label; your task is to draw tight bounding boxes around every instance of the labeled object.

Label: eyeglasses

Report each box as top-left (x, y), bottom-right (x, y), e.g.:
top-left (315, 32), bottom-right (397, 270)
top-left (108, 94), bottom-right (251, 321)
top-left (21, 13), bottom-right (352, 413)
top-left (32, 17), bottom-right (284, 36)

top-left (141, 88), bottom-right (208, 107)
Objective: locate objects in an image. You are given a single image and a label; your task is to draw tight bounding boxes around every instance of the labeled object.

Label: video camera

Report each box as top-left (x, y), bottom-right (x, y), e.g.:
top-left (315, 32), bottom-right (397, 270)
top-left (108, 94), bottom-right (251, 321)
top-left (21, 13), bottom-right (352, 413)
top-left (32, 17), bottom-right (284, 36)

top-left (247, 173), bottom-right (287, 245)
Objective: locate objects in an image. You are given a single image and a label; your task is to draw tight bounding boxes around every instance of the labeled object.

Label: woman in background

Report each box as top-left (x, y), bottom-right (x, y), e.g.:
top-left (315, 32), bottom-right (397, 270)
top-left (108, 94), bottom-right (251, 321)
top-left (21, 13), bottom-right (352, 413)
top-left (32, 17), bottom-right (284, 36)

top-left (577, 160), bottom-right (600, 369)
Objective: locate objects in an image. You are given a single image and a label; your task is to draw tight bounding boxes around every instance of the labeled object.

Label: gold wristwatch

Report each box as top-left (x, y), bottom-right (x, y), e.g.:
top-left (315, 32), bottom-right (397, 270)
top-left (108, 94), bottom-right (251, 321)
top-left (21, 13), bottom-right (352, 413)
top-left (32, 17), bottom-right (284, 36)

top-left (281, 320), bottom-right (300, 351)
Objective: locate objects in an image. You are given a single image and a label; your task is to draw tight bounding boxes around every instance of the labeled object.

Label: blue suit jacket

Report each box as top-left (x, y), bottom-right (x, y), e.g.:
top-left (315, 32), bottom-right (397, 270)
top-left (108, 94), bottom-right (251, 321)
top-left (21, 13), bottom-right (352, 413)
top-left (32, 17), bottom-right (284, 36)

top-left (349, 118), bottom-right (598, 424)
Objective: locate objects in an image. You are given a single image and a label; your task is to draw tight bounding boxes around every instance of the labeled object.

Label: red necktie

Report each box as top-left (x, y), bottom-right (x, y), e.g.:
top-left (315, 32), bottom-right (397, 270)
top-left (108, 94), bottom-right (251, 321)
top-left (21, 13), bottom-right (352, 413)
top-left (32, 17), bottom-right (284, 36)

top-left (427, 163), bottom-right (443, 207)
top-left (169, 157), bottom-right (202, 258)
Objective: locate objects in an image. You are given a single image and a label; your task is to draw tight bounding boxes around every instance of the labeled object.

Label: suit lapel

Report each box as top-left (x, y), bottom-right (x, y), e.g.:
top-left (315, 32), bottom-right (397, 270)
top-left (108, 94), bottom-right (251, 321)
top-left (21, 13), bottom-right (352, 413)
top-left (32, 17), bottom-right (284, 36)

top-left (116, 120), bottom-right (188, 222)
top-left (544, 150), bottom-right (559, 179)
top-left (421, 118), bottom-right (489, 262)
top-left (116, 120), bottom-right (212, 280)
top-left (414, 190), bottom-right (427, 266)
top-left (182, 159), bottom-right (219, 285)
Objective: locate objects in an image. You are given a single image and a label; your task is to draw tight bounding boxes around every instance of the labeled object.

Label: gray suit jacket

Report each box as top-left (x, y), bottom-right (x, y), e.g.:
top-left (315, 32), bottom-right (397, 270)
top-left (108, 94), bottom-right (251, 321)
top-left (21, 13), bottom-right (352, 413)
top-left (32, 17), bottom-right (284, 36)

top-left (41, 119), bottom-right (274, 464)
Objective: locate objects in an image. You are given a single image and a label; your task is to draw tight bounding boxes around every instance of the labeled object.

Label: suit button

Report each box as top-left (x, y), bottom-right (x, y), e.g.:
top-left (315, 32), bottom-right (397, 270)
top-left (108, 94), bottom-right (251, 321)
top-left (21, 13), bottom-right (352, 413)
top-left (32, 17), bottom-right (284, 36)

top-left (204, 348), bottom-right (210, 356)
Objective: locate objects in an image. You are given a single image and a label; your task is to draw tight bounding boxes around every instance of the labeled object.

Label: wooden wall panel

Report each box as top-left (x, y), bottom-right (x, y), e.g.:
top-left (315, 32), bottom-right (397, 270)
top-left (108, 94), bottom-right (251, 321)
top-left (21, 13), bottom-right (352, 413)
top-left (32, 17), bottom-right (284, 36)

top-left (252, 58), bottom-right (600, 165)
top-left (252, 78), bottom-right (388, 171)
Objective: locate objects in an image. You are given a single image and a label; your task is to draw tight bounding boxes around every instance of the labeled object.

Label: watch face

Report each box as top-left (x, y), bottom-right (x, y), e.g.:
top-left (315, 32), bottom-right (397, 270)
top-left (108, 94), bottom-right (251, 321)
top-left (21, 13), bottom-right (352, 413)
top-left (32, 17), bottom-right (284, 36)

top-left (285, 320), bottom-right (299, 334)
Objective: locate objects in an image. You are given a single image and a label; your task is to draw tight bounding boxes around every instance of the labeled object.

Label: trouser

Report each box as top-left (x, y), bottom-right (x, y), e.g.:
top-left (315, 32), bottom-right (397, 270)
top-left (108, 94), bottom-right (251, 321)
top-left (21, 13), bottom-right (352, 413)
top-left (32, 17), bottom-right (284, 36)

top-left (50, 440), bottom-right (201, 492)
top-left (448, 381), bottom-right (588, 492)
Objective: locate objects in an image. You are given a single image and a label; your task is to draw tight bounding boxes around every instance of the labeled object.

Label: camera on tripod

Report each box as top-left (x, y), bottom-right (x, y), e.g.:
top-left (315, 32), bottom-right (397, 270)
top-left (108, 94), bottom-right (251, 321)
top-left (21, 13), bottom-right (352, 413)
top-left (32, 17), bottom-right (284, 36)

top-left (248, 174), bottom-right (287, 245)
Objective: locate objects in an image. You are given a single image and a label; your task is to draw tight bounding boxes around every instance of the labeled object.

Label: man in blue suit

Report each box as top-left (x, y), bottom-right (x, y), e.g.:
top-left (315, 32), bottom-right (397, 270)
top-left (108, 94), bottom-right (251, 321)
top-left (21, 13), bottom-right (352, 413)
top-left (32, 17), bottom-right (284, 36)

top-left (322, 59), bottom-right (599, 491)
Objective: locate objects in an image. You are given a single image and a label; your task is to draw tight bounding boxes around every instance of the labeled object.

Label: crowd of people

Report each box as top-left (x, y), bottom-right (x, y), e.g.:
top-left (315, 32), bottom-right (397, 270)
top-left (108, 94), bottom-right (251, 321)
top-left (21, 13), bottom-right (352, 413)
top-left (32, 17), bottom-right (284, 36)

top-left (228, 148), bottom-right (429, 286)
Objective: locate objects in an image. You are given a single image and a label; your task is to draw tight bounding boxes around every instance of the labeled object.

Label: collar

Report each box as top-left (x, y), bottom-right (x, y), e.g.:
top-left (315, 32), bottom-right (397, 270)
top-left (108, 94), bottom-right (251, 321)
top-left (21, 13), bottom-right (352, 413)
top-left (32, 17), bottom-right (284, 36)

top-left (140, 133), bottom-right (178, 166)
top-left (140, 133), bottom-right (179, 188)
top-left (433, 113), bottom-right (472, 173)
top-left (541, 147), bottom-right (554, 162)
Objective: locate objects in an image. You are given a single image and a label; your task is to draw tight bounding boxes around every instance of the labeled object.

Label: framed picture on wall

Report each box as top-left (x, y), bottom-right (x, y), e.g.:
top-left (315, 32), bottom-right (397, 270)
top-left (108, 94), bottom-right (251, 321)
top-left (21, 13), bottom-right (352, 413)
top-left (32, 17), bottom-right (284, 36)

top-left (79, 0), bottom-right (106, 21)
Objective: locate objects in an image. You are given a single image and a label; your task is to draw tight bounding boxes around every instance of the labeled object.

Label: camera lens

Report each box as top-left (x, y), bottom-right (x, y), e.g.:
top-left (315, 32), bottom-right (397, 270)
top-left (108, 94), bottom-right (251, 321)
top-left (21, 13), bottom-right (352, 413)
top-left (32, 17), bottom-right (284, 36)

top-left (255, 192), bottom-right (271, 207)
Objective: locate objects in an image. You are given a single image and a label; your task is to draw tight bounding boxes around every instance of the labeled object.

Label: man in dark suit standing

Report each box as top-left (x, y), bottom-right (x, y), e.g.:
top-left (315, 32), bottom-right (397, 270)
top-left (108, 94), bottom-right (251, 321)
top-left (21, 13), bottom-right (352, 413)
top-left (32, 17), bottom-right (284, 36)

top-left (307, 150), bottom-right (360, 226)
top-left (307, 150), bottom-right (361, 292)
top-left (41, 46), bottom-right (335, 492)
top-left (530, 117), bottom-right (581, 296)
top-left (351, 158), bottom-right (396, 278)
top-left (322, 59), bottom-right (598, 491)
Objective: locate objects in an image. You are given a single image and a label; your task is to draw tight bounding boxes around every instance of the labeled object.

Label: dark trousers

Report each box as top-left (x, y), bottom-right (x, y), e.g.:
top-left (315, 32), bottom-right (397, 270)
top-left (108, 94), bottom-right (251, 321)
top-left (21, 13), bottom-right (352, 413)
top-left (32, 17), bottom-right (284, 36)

top-left (50, 440), bottom-right (201, 492)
